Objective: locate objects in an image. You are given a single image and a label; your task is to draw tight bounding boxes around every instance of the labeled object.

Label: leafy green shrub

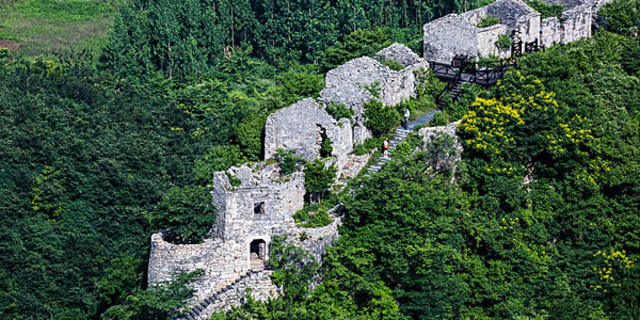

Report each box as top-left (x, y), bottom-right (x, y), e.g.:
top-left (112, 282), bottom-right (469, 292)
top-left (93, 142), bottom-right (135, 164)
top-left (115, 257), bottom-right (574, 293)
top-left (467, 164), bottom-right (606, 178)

top-left (101, 270), bottom-right (203, 320)
top-left (225, 171), bottom-right (242, 187)
top-left (0, 48), bottom-right (8, 61)
top-left (599, 0), bottom-right (640, 37)
top-left (320, 29), bottom-right (391, 72)
top-left (320, 134), bottom-right (333, 158)
top-left (621, 42), bottom-right (640, 76)
top-left (277, 149), bottom-right (306, 175)
top-left (431, 111), bottom-right (450, 126)
top-left (153, 186), bottom-right (217, 244)
top-left (276, 64), bottom-right (325, 104)
top-left (526, 0), bottom-right (564, 19)
top-left (235, 113), bottom-right (267, 161)
top-left (293, 203), bottom-right (333, 227)
top-left (364, 101), bottom-right (401, 137)
top-left (193, 145), bottom-right (246, 183)
top-left (476, 15), bottom-right (501, 28)
top-left (304, 158), bottom-right (337, 203)
top-left (0, 28), bottom-right (20, 42)
top-left (360, 81), bottom-right (382, 99)
top-left (415, 67), bottom-right (446, 98)
top-left (434, 83), bottom-right (483, 125)
top-left (353, 137), bottom-right (384, 155)
top-left (325, 102), bottom-right (354, 121)
top-left (268, 236), bottom-right (319, 302)
top-left (381, 58), bottom-right (404, 71)
top-left (496, 34), bottom-right (513, 50)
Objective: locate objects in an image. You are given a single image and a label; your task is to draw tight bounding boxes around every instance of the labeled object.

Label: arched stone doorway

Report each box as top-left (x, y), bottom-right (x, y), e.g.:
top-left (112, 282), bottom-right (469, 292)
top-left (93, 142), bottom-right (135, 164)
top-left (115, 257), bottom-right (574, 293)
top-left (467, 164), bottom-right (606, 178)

top-left (249, 239), bottom-right (267, 270)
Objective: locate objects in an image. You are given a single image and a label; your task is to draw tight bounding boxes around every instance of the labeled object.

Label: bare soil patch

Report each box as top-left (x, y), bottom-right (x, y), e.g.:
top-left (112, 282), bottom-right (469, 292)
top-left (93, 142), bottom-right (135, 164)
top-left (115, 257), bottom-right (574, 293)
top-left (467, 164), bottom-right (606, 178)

top-left (0, 39), bottom-right (20, 51)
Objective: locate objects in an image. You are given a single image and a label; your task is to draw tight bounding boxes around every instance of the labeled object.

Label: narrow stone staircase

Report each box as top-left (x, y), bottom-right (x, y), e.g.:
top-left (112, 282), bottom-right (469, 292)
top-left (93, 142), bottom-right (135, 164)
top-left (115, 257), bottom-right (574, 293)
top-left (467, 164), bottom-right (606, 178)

top-left (179, 270), bottom-right (262, 320)
top-left (364, 110), bottom-right (438, 177)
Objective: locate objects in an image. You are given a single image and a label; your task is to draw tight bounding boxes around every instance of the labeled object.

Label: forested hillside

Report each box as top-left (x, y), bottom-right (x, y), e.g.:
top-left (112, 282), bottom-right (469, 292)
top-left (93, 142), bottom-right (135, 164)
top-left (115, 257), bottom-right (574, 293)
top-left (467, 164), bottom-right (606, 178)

top-left (1, 0), bottom-right (639, 319)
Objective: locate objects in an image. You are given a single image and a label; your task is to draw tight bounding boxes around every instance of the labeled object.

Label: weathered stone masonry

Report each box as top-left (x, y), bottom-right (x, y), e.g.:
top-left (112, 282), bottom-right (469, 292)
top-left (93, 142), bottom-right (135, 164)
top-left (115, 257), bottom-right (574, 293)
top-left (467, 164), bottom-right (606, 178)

top-left (424, 0), bottom-right (612, 63)
top-left (147, 44), bottom-right (428, 316)
top-left (147, 0), bottom-right (612, 311)
top-left (147, 161), bottom-right (341, 318)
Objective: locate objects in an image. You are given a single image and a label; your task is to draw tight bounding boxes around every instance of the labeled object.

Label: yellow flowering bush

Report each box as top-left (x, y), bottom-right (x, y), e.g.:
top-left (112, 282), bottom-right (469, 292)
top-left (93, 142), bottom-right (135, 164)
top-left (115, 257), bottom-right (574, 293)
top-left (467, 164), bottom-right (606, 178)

top-left (458, 71), bottom-right (608, 184)
top-left (590, 248), bottom-right (635, 292)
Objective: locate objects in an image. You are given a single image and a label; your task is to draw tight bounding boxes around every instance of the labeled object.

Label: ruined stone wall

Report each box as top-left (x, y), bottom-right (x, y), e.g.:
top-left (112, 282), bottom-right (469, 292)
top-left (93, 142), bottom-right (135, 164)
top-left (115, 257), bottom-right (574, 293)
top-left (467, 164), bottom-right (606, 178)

top-left (319, 56), bottom-right (415, 117)
top-left (560, 4), bottom-right (593, 43)
top-left (514, 12), bottom-right (542, 43)
top-left (418, 121), bottom-right (463, 174)
top-left (422, 0), bottom-right (610, 62)
top-left (538, 2), bottom-right (595, 46)
top-left (485, 0), bottom-right (536, 27)
top-left (289, 216), bottom-right (342, 263)
top-left (318, 53), bottom-right (424, 146)
top-left (541, 17), bottom-right (562, 46)
top-left (147, 234), bottom-right (247, 301)
top-left (476, 24), bottom-right (510, 58)
top-left (212, 163), bottom-right (304, 242)
top-left (263, 98), bottom-right (353, 167)
top-left (196, 271), bottom-right (280, 319)
top-left (374, 43), bottom-right (424, 68)
top-left (423, 14), bottom-right (478, 63)
top-left (418, 121), bottom-right (461, 146)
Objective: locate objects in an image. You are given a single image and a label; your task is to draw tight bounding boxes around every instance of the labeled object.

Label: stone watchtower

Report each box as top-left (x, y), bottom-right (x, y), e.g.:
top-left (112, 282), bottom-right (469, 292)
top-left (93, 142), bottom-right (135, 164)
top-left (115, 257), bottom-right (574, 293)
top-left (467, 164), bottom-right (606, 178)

top-left (211, 163), bottom-right (304, 269)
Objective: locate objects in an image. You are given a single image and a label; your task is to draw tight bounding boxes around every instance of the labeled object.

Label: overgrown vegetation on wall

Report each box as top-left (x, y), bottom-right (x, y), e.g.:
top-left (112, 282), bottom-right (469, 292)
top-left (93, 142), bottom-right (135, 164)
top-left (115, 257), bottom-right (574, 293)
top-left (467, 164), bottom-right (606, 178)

top-left (0, 0), bottom-right (639, 319)
top-left (215, 27), bottom-right (640, 320)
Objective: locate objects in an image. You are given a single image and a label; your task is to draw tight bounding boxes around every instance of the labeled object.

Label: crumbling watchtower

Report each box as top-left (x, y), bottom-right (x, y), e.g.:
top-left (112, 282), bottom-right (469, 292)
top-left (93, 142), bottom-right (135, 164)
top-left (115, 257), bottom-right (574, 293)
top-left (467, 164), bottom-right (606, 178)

top-left (211, 163), bottom-right (305, 268)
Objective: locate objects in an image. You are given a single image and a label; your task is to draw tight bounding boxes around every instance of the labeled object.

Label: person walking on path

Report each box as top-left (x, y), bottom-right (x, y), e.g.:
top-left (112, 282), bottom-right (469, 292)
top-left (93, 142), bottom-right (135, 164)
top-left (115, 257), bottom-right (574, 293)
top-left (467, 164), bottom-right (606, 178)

top-left (383, 138), bottom-right (389, 158)
top-left (404, 108), bottom-right (410, 130)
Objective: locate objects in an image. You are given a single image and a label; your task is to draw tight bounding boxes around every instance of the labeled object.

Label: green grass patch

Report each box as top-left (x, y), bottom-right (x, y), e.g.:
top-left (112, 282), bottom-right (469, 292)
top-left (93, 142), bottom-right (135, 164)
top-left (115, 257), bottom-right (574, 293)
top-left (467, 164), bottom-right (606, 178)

top-left (14, 0), bottom-right (121, 22)
top-left (0, 0), bottom-right (123, 59)
top-left (0, 28), bottom-right (20, 42)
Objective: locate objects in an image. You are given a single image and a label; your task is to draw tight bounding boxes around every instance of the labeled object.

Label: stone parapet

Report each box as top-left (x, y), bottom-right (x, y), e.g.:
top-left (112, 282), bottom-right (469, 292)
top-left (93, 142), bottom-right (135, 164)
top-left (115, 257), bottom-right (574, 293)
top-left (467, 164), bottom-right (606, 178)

top-left (147, 234), bottom-right (247, 301)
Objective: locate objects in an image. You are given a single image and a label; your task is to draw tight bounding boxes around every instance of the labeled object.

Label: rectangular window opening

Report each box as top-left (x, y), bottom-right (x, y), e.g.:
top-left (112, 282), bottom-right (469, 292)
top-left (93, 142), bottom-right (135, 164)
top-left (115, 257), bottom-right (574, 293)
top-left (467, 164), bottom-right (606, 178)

top-left (254, 202), bottom-right (265, 214)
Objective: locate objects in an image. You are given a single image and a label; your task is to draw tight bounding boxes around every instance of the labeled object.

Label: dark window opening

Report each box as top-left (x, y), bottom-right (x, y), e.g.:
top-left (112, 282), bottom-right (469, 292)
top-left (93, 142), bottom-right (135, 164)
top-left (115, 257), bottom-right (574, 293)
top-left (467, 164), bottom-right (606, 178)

top-left (316, 125), bottom-right (333, 158)
top-left (254, 202), bottom-right (265, 214)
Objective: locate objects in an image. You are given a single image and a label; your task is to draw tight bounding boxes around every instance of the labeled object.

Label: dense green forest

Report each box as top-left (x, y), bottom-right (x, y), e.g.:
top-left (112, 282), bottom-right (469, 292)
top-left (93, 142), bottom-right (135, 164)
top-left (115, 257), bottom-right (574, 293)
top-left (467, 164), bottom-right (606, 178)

top-left (1, 0), bottom-right (639, 319)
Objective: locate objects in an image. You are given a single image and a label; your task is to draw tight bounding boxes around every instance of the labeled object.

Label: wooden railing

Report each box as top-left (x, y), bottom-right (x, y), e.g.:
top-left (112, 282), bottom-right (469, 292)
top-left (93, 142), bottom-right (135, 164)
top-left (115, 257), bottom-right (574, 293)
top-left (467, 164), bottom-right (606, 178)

top-left (429, 61), bottom-right (460, 78)
top-left (429, 58), bottom-right (517, 106)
